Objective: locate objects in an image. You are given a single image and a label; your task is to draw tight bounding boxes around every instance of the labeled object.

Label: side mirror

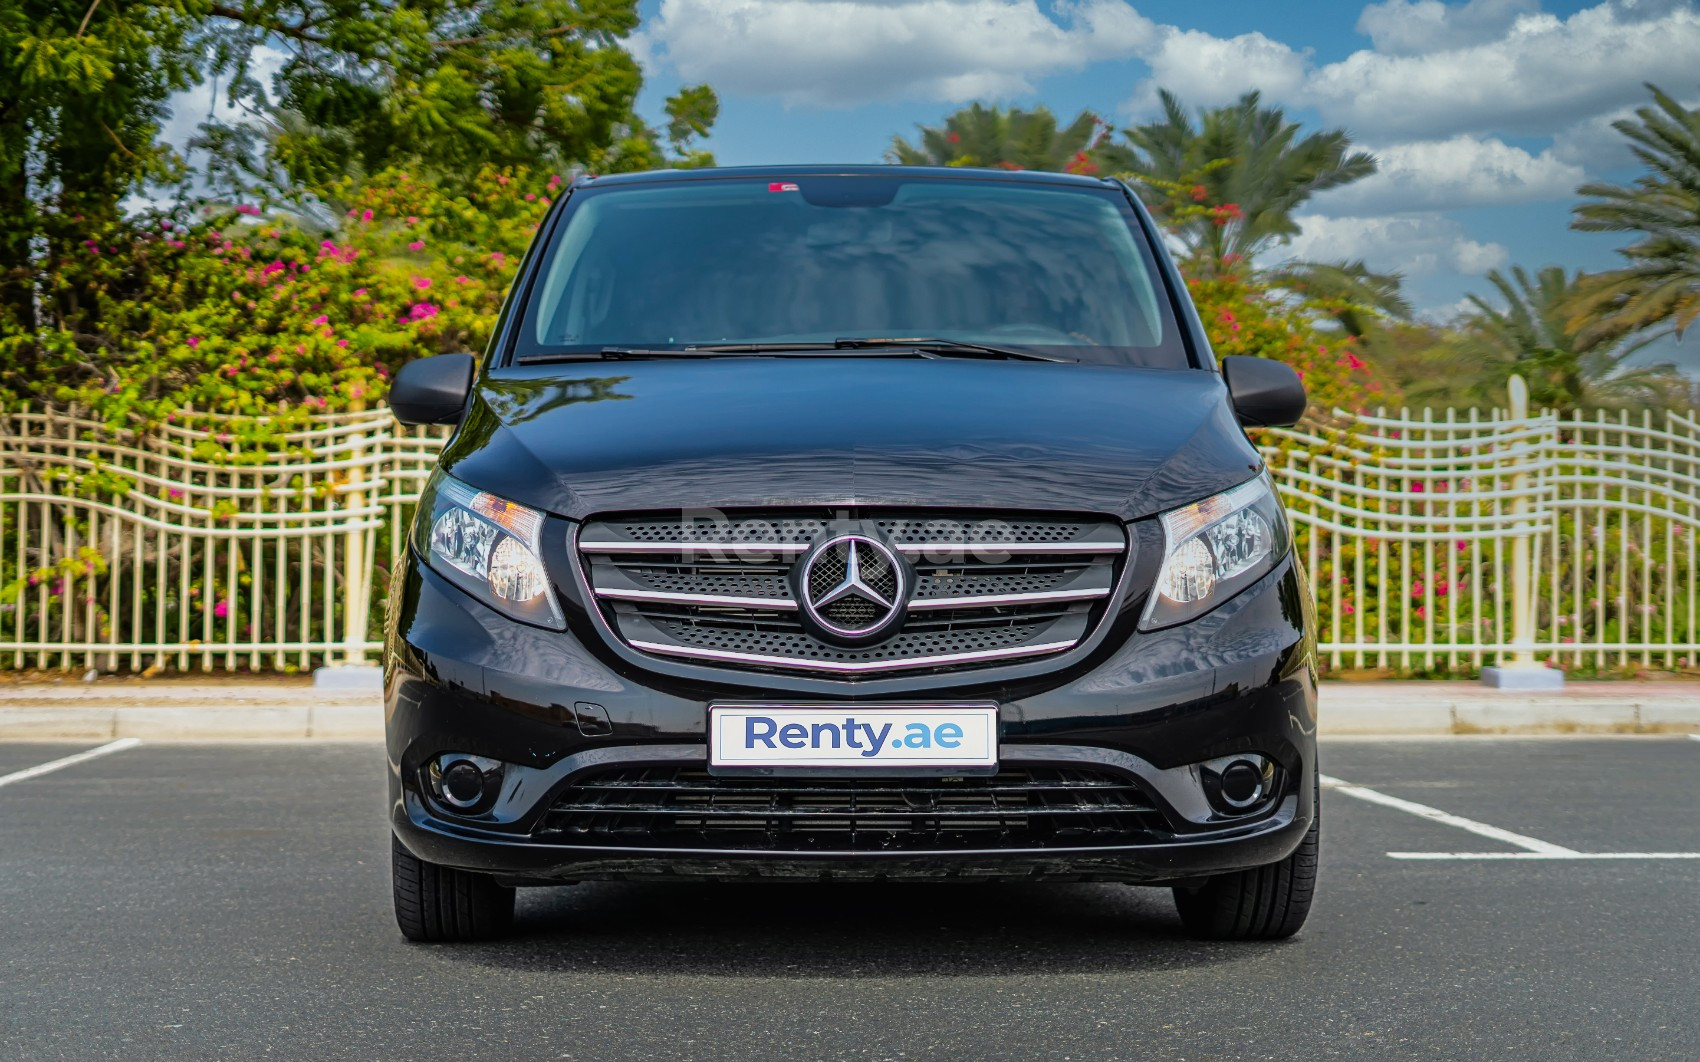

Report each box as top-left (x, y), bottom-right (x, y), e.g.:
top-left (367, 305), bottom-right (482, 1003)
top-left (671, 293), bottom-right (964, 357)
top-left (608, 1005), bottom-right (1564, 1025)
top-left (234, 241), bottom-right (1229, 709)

top-left (389, 353), bottom-right (476, 425)
top-left (1221, 355), bottom-right (1307, 428)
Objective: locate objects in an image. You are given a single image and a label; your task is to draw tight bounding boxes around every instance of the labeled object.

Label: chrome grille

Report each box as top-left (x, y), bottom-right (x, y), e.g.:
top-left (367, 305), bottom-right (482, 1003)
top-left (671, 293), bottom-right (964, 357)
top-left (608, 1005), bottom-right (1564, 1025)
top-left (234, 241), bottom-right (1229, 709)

top-left (578, 509), bottom-right (1126, 676)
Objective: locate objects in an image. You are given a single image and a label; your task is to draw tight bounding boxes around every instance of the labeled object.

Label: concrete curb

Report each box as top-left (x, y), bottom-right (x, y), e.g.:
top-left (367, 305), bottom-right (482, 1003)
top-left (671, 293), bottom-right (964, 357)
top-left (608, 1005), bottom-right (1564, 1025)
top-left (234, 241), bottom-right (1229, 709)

top-left (0, 682), bottom-right (1696, 740)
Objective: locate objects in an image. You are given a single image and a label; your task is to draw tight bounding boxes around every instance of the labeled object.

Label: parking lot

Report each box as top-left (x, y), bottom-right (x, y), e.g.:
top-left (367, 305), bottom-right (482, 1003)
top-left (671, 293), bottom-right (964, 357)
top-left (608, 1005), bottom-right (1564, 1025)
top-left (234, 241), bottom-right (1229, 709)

top-left (3, 737), bottom-right (1697, 1060)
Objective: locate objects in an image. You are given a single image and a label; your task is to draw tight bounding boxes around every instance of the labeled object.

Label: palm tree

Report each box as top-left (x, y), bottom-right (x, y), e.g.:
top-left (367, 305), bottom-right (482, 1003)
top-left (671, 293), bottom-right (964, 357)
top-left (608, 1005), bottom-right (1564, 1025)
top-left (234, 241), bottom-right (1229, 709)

top-left (1266, 259), bottom-right (1413, 340)
top-left (1568, 84), bottom-right (1700, 346)
top-left (886, 104), bottom-right (1124, 175)
top-left (1118, 90), bottom-right (1377, 264)
top-left (1440, 266), bottom-right (1684, 412)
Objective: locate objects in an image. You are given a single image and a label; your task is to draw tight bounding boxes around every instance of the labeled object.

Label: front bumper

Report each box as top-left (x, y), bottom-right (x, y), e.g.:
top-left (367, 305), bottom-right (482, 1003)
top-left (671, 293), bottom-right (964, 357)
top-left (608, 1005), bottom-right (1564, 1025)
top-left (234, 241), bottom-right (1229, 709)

top-left (386, 550), bottom-right (1318, 884)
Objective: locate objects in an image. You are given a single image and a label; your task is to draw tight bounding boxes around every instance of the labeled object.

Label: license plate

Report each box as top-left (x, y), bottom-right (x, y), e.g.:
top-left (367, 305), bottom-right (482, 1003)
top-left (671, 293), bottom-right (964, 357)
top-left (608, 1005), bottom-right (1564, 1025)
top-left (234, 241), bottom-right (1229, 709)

top-left (709, 704), bottom-right (998, 770)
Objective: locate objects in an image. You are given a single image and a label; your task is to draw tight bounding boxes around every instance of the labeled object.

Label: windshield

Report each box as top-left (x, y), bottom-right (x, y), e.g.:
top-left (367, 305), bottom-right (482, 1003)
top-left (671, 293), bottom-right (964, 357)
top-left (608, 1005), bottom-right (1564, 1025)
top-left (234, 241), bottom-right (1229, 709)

top-left (513, 175), bottom-right (1192, 368)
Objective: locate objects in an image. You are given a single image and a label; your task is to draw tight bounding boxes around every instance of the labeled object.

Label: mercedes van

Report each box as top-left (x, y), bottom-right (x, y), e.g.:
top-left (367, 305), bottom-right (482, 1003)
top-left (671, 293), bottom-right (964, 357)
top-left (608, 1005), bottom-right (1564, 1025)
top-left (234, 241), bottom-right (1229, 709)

top-left (384, 166), bottom-right (1319, 943)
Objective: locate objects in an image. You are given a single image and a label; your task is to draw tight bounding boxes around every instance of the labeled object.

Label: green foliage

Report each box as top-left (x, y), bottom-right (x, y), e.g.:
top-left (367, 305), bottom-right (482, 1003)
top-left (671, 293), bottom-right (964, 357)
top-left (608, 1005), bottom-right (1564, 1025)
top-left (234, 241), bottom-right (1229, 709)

top-left (1569, 83), bottom-right (1700, 347)
top-left (886, 103), bottom-right (1122, 175)
top-left (1418, 266), bottom-right (1684, 413)
top-left (1117, 90), bottom-right (1377, 264)
top-left (203, 1), bottom-right (717, 194)
top-left (1, 166), bottom-right (559, 430)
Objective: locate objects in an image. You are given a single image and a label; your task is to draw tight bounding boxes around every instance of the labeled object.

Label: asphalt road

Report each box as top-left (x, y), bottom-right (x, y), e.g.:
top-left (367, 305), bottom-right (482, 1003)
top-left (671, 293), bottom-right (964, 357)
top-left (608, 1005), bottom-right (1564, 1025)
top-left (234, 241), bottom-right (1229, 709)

top-left (3, 737), bottom-right (1698, 1060)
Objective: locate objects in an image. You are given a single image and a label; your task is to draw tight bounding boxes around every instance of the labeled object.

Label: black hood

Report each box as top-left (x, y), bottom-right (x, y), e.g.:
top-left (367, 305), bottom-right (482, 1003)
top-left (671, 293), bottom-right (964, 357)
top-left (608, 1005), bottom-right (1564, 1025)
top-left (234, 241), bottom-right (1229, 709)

top-left (440, 358), bottom-right (1263, 521)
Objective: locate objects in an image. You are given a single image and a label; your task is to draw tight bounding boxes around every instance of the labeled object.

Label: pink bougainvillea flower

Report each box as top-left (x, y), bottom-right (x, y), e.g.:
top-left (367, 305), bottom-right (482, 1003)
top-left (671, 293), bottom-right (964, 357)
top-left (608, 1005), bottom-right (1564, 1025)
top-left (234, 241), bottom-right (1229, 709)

top-left (235, 204), bottom-right (261, 216)
top-left (262, 260), bottom-right (285, 276)
top-left (1410, 481), bottom-right (1425, 492)
top-left (455, 275), bottom-right (470, 284)
top-left (406, 215), bottom-right (419, 225)
top-left (412, 275), bottom-right (431, 290)
top-left (525, 193), bottom-right (537, 202)
top-left (336, 339), bottom-right (349, 348)
top-left (360, 209), bottom-right (374, 222)
top-left (1344, 353), bottom-right (1366, 370)
top-left (1456, 540), bottom-right (1469, 552)
top-left (1414, 605), bottom-right (1426, 619)
top-left (213, 600), bottom-right (230, 618)
top-left (353, 288), bottom-right (367, 298)
top-left (168, 488), bottom-right (184, 500)
top-left (1342, 602), bottom-right (1356, 616)
top-left (490, 251), bottom-right (505, 265)
top-left (408, 240), bottom-right (425, 251)
top-left (311, 315), bottom-right (328, 326)
top-left (407, 302), bottom-right (439, 321)
top-left (186, 337), bottom-right (200, 348)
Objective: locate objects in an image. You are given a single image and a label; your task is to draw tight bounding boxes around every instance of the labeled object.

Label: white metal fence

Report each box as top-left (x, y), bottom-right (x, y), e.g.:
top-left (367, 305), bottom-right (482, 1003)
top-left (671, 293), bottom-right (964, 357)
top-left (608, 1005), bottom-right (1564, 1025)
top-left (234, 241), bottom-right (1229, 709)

top-left (0, 405), bottom-right (444, 673)
top-left (1263, 380), bottom-right (1700, 674)
top-left (2, 383), bottom-right (1695, 676)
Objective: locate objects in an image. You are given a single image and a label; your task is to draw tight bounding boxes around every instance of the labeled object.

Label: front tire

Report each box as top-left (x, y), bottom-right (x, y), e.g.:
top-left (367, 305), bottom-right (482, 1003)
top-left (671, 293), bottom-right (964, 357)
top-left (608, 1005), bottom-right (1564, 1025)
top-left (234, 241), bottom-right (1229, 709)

top-left (1172, 787), bottom-right (1319, 941)
top-left (391, 834), bottom-right (515, 942)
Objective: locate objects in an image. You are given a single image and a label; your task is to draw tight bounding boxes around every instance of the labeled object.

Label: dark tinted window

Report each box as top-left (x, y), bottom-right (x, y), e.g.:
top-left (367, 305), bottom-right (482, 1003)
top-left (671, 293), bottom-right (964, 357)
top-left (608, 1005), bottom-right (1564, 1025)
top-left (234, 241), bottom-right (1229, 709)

top-left (516, 176), bottom-right (1190, 368)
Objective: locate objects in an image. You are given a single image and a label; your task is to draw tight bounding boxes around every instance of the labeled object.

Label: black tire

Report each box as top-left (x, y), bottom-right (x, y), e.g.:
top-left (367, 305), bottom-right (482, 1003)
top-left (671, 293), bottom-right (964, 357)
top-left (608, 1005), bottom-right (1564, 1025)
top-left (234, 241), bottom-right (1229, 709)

top-left (391, 834), bottom-right (515, 942)
top-left (1172, 785), bottom-right (1320, 941)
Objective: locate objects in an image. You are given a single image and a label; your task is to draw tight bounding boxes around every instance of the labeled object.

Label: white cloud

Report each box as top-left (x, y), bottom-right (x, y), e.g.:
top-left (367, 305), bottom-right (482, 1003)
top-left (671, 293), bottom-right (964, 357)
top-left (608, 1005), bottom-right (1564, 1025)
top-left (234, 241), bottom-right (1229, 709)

top-left (1281, 213), bottom-right (1510, 276)
top-left (639, 0), bottom-right (1157, 107)
top-left (1355, 0), bottom-right (1539, 55)
top-left (1307, 3), bottom-right (1700, 138)
top-left (1315, 135), bottom-right (1586, 214)
top-left (1125, 29), bottom-right (1308, 113)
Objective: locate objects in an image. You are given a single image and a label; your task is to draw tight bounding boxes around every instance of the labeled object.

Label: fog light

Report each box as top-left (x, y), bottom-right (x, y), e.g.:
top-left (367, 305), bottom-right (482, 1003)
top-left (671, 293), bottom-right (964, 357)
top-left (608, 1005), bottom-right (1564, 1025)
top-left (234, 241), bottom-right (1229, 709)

top-left (1198, 753), bottom-right (1276, 815)
top-left (427, 753), bottom-right (504, 813)
top-left (1219, 760), bottom-right (1264, 805)
top-left (440, 761), bottom-right (486, 808)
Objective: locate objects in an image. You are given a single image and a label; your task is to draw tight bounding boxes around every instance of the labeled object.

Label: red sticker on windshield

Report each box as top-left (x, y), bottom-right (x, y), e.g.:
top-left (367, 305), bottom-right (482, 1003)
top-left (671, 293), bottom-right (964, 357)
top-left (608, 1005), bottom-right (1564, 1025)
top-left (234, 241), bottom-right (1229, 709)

top-left (768, 182), bottom-right (800, 192)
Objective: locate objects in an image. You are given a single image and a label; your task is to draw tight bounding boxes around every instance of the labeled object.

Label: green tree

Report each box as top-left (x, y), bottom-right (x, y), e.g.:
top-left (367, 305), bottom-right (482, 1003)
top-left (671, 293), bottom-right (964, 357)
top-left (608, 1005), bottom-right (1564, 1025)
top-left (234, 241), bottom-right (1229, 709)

top-left (2, 1), bottom-right (717, 352)
top-left (201, 1), bottom-right (717, 196)
top-left (886, 103), bottom-right (1122, 175)
top-left (1439, 265), bottom-right (1683, 412)
top-left (0, 0), bottom-right (203, 328)
top-left (1569, 83), bottom-right (1700, 346)
top-left (1118, 90), bottom-right (1377, 263)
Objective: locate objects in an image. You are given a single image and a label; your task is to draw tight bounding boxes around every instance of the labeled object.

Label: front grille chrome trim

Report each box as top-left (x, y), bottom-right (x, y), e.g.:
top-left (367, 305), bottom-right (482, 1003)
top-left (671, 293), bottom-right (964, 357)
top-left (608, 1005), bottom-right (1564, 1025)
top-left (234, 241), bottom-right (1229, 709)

top-left (596, 586), bottom-right (1109, 612)
top-left (907, 588), bottom-right (1110, 610)
top-left (626, 638), bottom-right (1081, 674)
top-left (595, 587), bottom-right (799, 610)
top-left (580, 540), bottom-right (1123, 556)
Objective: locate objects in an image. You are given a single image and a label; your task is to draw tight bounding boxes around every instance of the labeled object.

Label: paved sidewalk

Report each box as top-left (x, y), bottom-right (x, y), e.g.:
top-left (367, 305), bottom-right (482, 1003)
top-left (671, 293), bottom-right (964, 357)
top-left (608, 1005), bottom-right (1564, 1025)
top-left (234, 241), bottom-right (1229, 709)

top-left (0, 679), bottom-right (1695, 740)
top-left (0, 683), bottom-right (377, 741)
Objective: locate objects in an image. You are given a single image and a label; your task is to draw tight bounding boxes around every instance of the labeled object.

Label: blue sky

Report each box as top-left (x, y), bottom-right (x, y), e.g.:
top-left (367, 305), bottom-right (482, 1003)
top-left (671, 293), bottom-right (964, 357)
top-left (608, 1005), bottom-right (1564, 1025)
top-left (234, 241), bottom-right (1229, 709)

top-left (625, 0), bottom-right (1700, 372)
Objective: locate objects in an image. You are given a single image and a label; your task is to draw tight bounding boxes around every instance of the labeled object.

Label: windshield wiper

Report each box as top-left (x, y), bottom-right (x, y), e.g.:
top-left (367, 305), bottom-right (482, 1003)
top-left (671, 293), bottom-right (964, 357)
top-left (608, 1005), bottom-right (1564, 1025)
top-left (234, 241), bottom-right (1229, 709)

top-left (516, 338), bottom-right (1075, 364)
top-left (831, 337), bottom-right (1075, 362)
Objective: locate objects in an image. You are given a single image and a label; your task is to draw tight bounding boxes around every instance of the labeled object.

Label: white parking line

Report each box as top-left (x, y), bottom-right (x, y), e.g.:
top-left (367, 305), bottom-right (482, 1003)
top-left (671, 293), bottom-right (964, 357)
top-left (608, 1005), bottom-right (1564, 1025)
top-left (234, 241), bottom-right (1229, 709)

top-left (1390, 852), bottom-right (1700, 860)
top-left (1319, 773), bottom-right (1579, 855)
top-left (0, 738), bottom-right (142, 789)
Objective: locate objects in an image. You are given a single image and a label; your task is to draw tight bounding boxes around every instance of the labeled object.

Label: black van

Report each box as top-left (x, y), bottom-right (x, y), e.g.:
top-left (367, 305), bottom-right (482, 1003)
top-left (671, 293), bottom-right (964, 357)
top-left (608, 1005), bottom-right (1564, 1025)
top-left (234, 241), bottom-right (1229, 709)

top-left (384, 166), bottom-right (1319, 943)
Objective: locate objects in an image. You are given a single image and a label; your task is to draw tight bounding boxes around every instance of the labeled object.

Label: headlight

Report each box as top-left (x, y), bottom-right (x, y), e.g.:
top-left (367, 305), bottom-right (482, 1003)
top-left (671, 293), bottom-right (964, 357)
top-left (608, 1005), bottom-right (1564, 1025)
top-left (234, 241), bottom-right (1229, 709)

top-left (412, 473), bottom-right (564, 629)
top-left (1140, 473), bottom-right (1289, 630)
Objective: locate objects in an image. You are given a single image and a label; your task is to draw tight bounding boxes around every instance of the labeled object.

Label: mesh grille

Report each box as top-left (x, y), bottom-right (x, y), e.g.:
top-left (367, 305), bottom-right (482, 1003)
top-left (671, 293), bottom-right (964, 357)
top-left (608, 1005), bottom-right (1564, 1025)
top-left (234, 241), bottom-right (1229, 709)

top-left (537, 766), bottom-right (1170, 851)
top-left (650, 617), bottom-right (1054, 664)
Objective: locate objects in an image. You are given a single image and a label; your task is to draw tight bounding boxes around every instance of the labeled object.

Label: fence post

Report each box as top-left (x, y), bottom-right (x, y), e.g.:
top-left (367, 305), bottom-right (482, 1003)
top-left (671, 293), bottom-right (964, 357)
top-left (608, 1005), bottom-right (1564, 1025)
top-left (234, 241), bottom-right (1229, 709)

top-left (313, 405), bottom-right (382, 691)
top-left (1481, 374), bottom-right (1563, 689)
